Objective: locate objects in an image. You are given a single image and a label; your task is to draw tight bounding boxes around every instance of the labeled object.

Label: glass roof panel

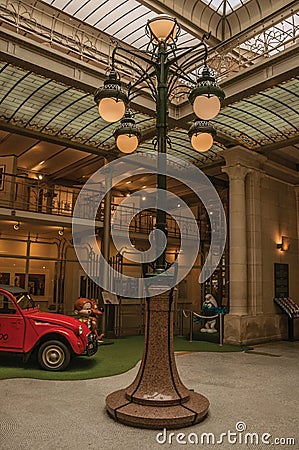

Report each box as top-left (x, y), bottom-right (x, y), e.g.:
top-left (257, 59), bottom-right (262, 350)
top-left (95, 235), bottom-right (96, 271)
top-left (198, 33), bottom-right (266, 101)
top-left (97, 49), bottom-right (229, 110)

top-left (1, 62), bottom-right (298, 165)
top-left (201, 0), bottom-right (251, 15)
top-left (0, 63), bottom-right (155, 151)
top-left (215, 78), bottom-right (299, 148)
top-left (111, 10), bottom-right (155, 47)
top-left (43, 0), bottom-right (201, 49)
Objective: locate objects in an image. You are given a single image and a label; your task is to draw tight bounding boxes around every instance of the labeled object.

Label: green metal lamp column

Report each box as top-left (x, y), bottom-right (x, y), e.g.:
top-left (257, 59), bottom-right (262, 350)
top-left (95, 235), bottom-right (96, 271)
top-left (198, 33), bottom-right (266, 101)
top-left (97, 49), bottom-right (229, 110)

top-left (155, 42), bottom-right (168, 272)
top-left (106, 42), bottom-right (209, 429)
top-left (101, 159), bottom-right (113, 336)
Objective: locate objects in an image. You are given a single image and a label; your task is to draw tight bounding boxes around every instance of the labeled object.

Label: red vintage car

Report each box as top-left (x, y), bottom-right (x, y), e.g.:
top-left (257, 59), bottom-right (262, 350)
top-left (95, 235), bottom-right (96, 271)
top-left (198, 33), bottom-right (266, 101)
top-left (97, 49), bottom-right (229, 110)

top-left (0, 285), bottom-right (98, 371)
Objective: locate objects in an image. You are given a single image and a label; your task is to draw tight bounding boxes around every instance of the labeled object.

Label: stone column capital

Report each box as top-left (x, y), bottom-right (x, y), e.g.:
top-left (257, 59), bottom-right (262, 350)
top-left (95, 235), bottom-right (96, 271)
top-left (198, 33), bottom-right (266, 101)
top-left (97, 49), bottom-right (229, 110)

top-left (221, 146), bottom-right (267, 171)
top-left (222, 163), bottom-right (252, 181)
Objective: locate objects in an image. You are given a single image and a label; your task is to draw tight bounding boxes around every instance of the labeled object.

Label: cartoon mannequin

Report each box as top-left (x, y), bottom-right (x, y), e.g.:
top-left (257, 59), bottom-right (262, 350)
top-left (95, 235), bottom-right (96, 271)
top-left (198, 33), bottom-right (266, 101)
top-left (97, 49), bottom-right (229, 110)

top-left (200, 294), bottom-right (219, 333)
top-left (74, 297), bottom-right (104, 342)
top-left (90, 299), bottom-right (104, 342)
top-left (193, 294), bottom-right (226, 333)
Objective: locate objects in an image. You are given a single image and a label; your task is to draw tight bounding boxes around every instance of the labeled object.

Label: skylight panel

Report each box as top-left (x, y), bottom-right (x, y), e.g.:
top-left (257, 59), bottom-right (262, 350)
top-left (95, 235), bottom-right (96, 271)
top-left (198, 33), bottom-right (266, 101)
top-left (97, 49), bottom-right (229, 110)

top-left (42, 0), bottom-right (201, 49)
top-left (201, 0), bottom-right (251, 15)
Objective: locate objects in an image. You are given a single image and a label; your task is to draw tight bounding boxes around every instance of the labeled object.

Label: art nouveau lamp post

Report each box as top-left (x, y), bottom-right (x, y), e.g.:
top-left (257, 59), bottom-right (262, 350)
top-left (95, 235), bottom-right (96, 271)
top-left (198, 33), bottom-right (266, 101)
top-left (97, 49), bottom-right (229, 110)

top-left (94, 16), bottom-right (224, 429)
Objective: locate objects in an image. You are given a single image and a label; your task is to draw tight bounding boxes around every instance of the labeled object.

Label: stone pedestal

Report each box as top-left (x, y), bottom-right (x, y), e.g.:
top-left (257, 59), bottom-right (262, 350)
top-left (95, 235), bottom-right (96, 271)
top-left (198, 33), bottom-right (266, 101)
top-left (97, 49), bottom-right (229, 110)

top-left (224, 313), bottom-right (289, 345)
top-left (106, 290), bottom-right (209, 429)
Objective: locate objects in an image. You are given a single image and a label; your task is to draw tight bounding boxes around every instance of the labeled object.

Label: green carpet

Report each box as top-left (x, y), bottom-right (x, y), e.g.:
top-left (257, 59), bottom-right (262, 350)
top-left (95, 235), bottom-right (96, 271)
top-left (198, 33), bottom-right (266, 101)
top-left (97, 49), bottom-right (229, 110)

top-left (0, 336), bottom-right (248, 381)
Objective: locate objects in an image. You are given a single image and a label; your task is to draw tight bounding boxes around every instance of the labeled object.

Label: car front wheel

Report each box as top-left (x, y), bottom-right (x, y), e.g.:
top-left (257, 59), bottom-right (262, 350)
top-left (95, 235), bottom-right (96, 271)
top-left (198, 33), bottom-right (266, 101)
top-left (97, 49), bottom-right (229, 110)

top-left (38, 340), bottom-right (71, 371)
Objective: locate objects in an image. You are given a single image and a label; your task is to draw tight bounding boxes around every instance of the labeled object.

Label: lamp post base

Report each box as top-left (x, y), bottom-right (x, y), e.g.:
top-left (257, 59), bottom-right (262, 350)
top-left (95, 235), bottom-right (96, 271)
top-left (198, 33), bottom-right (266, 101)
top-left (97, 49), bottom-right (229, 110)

top-left (106, 389), bottom-right (209, 429)
top-left (105, 289), bottom-right (209, 429)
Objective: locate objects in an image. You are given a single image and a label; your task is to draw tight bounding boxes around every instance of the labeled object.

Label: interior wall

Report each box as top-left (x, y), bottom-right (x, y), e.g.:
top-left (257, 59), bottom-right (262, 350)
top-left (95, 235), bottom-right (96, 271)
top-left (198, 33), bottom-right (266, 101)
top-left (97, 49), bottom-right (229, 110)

top-left (0, 235), bottom-right (58, 310)
top-left (261, 176), bottom-right (299, 313)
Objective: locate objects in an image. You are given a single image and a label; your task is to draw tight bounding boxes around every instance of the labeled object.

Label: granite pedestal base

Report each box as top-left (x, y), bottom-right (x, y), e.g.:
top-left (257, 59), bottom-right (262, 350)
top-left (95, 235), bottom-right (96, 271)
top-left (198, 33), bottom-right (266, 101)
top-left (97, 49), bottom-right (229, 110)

top-left (105, 289), bottom-right (209, 429)
top-left (106, 388), bottom-right (209, 429)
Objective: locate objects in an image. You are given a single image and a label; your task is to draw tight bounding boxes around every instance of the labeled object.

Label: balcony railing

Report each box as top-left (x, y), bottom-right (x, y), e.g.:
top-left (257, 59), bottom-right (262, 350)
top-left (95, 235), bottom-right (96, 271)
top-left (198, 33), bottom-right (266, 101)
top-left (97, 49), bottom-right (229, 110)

top-left (0, 172), bottom-right (201, 238)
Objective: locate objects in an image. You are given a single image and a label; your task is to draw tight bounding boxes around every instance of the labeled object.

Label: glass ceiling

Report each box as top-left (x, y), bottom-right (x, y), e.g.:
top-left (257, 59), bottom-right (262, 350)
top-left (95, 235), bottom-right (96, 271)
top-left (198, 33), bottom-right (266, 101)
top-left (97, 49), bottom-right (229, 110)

top-left (214, 78), bottom-right (299, 149)
top-left (1, 62), bottom-right (298, 170)
top-left (0, 62), bottom-right (154, 151)
top-left (43, 0), bottom-right (200, 49)
top-left (201, 0), bottom-right (251, 15)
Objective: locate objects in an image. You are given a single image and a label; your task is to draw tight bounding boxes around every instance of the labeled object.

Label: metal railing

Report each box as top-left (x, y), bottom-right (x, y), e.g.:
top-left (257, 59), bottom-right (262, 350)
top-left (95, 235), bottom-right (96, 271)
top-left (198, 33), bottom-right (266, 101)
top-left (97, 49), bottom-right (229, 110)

top-left (180, 309), bottom-right (224, 346)
top-left (1, 0), bottom-right (297, 84)
top-left (0, 172), bottom-right (200, 237)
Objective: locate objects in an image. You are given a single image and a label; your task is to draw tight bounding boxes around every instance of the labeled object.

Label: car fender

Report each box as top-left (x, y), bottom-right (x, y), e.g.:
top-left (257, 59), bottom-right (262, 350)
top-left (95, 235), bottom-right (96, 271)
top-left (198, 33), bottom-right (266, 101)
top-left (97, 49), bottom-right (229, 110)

top-left (24, 326), bottom-right (88, 355)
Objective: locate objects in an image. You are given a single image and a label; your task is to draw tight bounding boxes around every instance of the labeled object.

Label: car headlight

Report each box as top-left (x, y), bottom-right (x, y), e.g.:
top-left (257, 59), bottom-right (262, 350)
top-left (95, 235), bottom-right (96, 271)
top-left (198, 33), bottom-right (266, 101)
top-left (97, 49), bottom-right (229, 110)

top-left (78, 325), bottom-right (83, 335)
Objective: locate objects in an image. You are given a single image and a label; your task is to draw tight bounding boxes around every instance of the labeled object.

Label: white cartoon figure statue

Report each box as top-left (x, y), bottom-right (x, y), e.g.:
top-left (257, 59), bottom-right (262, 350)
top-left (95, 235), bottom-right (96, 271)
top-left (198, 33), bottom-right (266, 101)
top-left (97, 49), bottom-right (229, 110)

top-left (200, 293), bottom-right (219, 333)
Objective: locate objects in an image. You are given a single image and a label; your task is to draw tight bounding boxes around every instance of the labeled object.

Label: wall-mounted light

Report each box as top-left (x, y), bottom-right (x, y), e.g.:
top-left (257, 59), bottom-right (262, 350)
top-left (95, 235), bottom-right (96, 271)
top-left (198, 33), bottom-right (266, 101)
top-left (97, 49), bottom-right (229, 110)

top-left (58, 227), bottom-right (64, 236)
top-left (277, 236), bottom-right (290, 252)
top-left (38, 174), bottom-right (43, 180)
top-left (13, 222), bottom-right (20, 230)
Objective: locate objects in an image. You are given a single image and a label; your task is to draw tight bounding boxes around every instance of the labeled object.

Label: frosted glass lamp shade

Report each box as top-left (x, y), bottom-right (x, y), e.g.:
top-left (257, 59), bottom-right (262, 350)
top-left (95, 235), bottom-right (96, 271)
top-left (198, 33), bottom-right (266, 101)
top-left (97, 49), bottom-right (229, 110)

top-left (147, 16), bottom-right (178, 44)
top-left (191, 133), bottom-right (214, 152)
top-left (94, 70), bottom-right (128, 122)
top-left (98, 98), bottom-right (126, 123)
top-left (116, 134), bottom-right (139, 153)
top-left (114, 111), bottom-right (141, 153)
top-left (188, 67), bottom-right (225, 120)
top-left (188, 120), bottom-right (216, 153)
top-left (193, 95), bottom-right (221, 120)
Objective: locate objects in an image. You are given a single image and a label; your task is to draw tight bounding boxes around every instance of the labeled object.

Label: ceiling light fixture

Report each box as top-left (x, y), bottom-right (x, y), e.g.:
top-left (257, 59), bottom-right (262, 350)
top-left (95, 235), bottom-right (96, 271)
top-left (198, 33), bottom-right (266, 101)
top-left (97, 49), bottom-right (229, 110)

top-left (94, 69), bottom-right (128, 122)
top-left (114, 110), bottom-right (141, 153)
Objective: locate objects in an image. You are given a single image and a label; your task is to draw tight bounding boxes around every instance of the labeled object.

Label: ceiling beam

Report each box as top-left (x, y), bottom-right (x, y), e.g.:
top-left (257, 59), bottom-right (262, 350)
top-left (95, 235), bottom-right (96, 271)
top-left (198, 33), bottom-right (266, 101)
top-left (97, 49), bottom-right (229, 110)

top-left (0, 121), bottom-right (117, 159)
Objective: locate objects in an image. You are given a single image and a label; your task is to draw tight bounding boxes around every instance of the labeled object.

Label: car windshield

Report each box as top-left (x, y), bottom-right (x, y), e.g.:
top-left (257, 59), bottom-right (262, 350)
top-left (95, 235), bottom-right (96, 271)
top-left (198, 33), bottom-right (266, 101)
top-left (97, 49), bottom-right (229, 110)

top-left (15, 292), bottom-right (35, 309)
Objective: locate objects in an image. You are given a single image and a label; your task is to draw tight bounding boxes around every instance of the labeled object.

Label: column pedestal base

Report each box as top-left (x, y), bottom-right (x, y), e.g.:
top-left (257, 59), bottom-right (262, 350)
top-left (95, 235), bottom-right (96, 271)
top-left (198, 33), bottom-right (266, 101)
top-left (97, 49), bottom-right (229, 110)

top-left (105, 289), bottom-right (209, 429)
top-left (106, 389), bottom-right (209, 429)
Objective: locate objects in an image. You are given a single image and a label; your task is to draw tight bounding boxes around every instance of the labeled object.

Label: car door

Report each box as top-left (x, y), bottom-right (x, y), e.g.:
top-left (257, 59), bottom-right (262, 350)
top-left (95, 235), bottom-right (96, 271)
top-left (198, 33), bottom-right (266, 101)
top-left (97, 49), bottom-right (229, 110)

top-left (0, 292), bottom-right (25, 350)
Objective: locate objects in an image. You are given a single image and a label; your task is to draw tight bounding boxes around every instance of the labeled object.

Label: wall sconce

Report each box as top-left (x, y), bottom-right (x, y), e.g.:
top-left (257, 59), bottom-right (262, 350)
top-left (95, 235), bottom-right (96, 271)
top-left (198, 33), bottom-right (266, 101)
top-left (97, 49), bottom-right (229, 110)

top-left (277, 236), bottom-right (290, 252)
top-left (13, 222), bottom-right (20, 230)
top-left (58, 227), bottom-right (64, 236)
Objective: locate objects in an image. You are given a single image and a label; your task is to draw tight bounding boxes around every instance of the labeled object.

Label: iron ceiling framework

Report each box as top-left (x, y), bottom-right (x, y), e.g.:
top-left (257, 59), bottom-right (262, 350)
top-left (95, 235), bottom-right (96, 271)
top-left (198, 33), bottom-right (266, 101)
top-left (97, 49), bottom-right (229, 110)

top-left (0, 0), bottom-right (298, 181)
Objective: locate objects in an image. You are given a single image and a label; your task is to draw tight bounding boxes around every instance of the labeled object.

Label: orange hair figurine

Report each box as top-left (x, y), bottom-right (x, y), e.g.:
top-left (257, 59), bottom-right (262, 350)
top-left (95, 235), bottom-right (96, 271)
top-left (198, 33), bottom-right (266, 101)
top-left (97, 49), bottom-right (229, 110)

top-left (74, 297), bottom-right (104, 342)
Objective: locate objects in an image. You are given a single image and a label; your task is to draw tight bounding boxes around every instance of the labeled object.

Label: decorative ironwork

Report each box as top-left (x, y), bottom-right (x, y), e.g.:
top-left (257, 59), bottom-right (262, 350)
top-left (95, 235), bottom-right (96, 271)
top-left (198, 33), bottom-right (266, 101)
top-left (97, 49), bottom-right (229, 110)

top-left (0, 0), bottom-right (113, 66)
top-left (1, 1), bottom-right (298, 86)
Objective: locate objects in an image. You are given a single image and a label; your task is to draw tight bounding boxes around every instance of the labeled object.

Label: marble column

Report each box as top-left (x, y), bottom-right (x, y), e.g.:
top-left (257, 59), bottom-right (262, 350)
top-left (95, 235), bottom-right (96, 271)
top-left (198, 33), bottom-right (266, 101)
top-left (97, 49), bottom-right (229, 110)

top-left (247, 168), bottom-right (265, 315)
top-left (222, 163), bottom-right (251, 315)
top-left (222, 147), bottom-right (269, 344)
